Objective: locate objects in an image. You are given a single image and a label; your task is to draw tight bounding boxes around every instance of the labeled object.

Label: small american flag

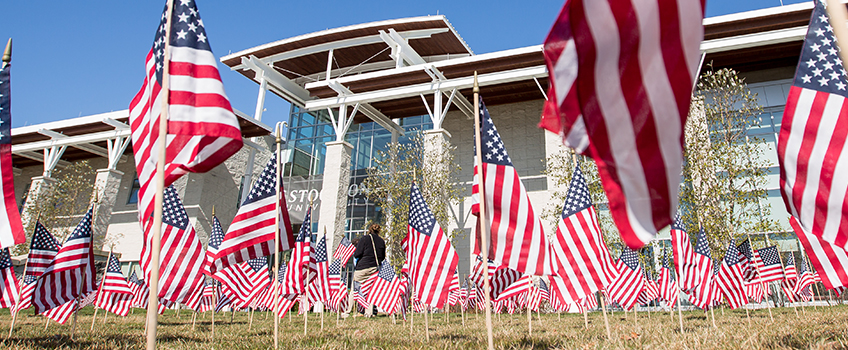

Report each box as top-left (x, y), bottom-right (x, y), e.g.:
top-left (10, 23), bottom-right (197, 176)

top-left (282, 207), bottom-right (311, 296)
top-left (128, 271), bottom-right (149, 309)
top-left (490, 266), bottom-right (522, 301)
top-left (446, 271), bottom-right (461, 306)
top-left (688, 228), bottom-right (714, 307)
top-left (210, 219), bottom-right (255, 305)
top-left (33, 209), bottom-right (96, 314)
top-left (204, 215), bottom-right (223, 275)
top-left (140, 186), bottom-right (206, 311)
top-left (782, 253), bottom-right (799, 302)
top-left (352, 280), bottom-right (368, 311)
top-left (241, 257), bottom-right (270, 308)
top-left (636, 273), bottom-right (659, 306)
top-left (407, 183), bottom-right (459, 309)
top-left (365, 260), bottom-right (403, 314)
top-left (129, 0), bottom-right (243, 231)
top-left (95, 254), bottom-right (133, 317)
top-left (333, 237), bottom-right (356, 266)
top-left (606, 247), bottom-right (645, 310)
top-left (745, 282), bottom-right (765, 304)
top-left (670, 217), bottom-right (699, 291)
top-left (15, 222), bottom-right (60, 312)
top-left (471, 97), bottom-right (555, 276)
top-left (779, 0), bottom-right (848, 251)
top-left (791, 216), bottom-right (848, 291)
top-left (549, 164), bottom-right (618, 304)
top-left (42, 299), bottom-right (77, 325)
top-left (736, 240), bottom-right (759, 282)
top-left (793, 257), bottom-right (815, 299)
top-left (0, 63), bottom-right (25, 250)
top-left (495, 275), bottom-right (530, 303)
top-left (307, 235), bottom-right (330, 306)
top-left (754, 246), bottom-right (785, 284)
top-left (716, 241), bottom-right (748, 309)
top-left (197, 280), bottom-right (216, 313)
top-left (326, 258), bottom-right (345, 311)
top-left (214, 288), bottom-right (233, 313)
top-left (657, 252), bottom-right (679, 309)
top-left (470, 257), bottom-right (495, 295)
top-left (213, 155), bottom-right (294, 274)
top-left (0, 248), bottom-right (18, 309)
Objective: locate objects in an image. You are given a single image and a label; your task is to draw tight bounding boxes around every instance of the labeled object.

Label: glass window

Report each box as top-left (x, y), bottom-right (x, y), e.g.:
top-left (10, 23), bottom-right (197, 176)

top-left (127, 176), bottom-right (141, 204)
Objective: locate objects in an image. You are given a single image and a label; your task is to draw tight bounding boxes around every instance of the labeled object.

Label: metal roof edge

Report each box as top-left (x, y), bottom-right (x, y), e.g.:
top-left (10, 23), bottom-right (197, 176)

top-left (12, 110), bottom-right (129, 136)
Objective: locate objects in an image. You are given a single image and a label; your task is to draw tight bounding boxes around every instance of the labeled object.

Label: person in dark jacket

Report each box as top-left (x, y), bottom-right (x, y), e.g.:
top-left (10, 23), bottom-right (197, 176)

top-left (343, 223), bottom-right (386, 318)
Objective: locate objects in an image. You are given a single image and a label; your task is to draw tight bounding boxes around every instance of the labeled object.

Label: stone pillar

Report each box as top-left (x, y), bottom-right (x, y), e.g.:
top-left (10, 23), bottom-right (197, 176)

top-left (91, 168), bottom-right (124, 250)
top-left (423, 128), bottom-right (451, 172)
top-left (544, 130), bottom-right (565, 191)
top-left (20, 176), bottom-right (56, 232)
top-left (318, 140), bottom-right (353, 258)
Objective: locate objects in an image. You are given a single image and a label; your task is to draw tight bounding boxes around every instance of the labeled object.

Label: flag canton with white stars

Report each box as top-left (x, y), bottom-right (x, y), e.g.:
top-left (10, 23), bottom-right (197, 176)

top-left (0, 248), bottom-right (12, 269)
top-left (475, 97), bottom-right (513, 167)
top-left (694, 229), bottom-right (711, 258)
top-left (208, 216), bottom-right (224, 250)
top-left (794, 1), bottom-right (848, 95)
top-left (129, 271), bottom-right (140, 285)
top-left (339, 237), bottom-right (352, 248)
top-left (539, 278), bottom-right (548, 292)
top-left (277, 261), bottom-right (287, 282)
top-left (408, 184), bottom-right (436, 235)
top-left (243, 155), bottom-right (277, 206)
top-left (163, 186), bottom-right (189, 230)
top-left (247, 257), bottom-right (267, 272)
top-left (353, 280), bottom-right (362, 292)
top-left (758, 246), bottom-right (781, 266)
top-left (297, 208), bottom-right (312, 243)
top-left (32, 222), bottom-right (59, 252)
top-left (561, 166), bottom-right (592, 218)
top-left (661, 249), bottom-right (670, 268)
top-left (671, 215), bottom-right (684, 231)
top-left (737, 240), bottom-right (753, 260)
top-left (69, 209), bottom-right (93, 240)
top-left (24, 274), bottom-right (37, 285)
top-left (724, 240), bottom-right (741, 266)
top-left (785, 253), bottom-right (796, 266)
top-left (312, 236), bottom-right (327, 263)
top-left (378, 260), bottom-right (396, 281)
top-left (151, 0), bottom-right (212, 83)
top-left (107, 255), bottom-right (122, 273)
top-left (798, 257), bottom-right (808, 273)
top-left (0, 64), bottom-right (11, 145)
top-left (620, 248), bottom-right (640, 270)
top-left (328, 258), bottom-right (342, 275)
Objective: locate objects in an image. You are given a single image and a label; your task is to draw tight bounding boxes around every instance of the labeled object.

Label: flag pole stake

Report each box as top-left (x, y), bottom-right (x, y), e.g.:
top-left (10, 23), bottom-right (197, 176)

top-left (472, 71), bottom-right (495, 350)
top-left (211, 290), bottom-right (215, 341)
top-left (147, 1), bottom-right (175, 349)
top-left (582, 308), bottom-right (588, 329)
top-left (424, 306), bottom-right (430, 342)
top-left (303, 295), bottom-right (308, 335)
top-left (599, 292), bottom-right (612, 340)
top-left (8, 211), bottom-right (25, 338)
top-left (191, 311), bottom-right (197, 332)
top-left (273, 122), bottom-right (285, 350)
top-left (676, 289), bottom-right (684, 333)
top-left (710, 306), bottom-right (716, 328)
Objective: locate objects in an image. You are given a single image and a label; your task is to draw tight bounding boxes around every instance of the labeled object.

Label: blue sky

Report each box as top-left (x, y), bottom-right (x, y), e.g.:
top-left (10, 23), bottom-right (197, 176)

top-left (0, 0), bottom-right (808, 128)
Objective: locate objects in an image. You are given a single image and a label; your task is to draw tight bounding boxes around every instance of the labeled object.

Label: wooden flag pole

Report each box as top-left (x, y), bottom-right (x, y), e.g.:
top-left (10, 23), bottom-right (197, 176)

top-left (191, 311), bottom-right (197, 332)
top-left (273, 122), bottom-right (285, 350)
top-left (582, 307), bottom-right (588, 329)
top-left (527, 299), bottom-right (532, 336)
top-left (472, 72), bottom-right (495, 350)
top-left (598, 292), bottom-right (612, 340)
top-left (424, 306), bottom-right (430, 342)
top-left (774, 249), bottom-right (798, 317)
top-left (302, 295), bottom-right (308, 335)
top-left (8, 204), bottom-right (26, 338)
top-left (147, 1), bottom-right (175, 349)
top-left (211, 287), bottom-right (216, 341)
top-left (248, 308), bottom-right (254, 331)
top-left (92, 250), bottom-right (113, 331)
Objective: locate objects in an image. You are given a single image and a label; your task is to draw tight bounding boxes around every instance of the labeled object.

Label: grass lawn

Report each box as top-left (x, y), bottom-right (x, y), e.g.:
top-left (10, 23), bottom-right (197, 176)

top-left (1, 305), bottom-right (846, 349)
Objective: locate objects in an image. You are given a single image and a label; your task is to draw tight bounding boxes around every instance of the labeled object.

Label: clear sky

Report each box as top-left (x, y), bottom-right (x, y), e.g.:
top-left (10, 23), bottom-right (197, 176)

top-left (0, 0), bottom-right (809, 128)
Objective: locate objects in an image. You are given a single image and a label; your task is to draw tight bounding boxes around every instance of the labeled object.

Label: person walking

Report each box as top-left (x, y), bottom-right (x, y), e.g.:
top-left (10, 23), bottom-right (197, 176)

top-left (343, 223), bottom-right (386, 318)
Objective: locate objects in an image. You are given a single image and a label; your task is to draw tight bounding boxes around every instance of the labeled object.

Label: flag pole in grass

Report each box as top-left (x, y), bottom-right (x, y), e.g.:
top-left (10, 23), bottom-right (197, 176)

top-left (599, 292), bottom-right (612, 340)
top-left (745, 232), bottom-right (774, 322)
top-left (526, 279), bottom-right (532, 336)
top-left (146, 0), bottom-right (175, 348)
top-left (273, 122), bottom-right (284, 350)
top-left (92, 250), bottom-right (113, 331)
top-left (424, 306), bottom-right (430, 342)
top-left (472, 71), bottom-right (495, 350)
top-left (675, 289), bottom-right (684, 333)
top-left (191, 311), bottom-right (197, 332)
top-left (211, 284), bottom-right (216, 341)
top-left (8, 194), bottom-right (27, 339)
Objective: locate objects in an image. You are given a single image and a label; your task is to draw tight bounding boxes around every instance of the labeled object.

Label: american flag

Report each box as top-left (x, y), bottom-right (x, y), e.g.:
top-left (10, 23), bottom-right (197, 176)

top-left (458, 280), bottom-right (470, 310)
top-left (755, 246), bottom-right (785, 284)
top-left (351, 280), bottom-right (369, 311)
top-left (140, 186), bottom-right (206, 311)
top-left (42, 299), bottom-right (77, 325)
top-left (538, 277), bottom-right (550, 302)
top-left (241, 257), bottom-right (270, 308)
top-left (791, 216), bottom-right (848, 291)
top-left (636, 272), bottom-right (659, 306)
top-left (282, 207), bottom-right (311, 296)
top-left (540, 0), bottom-right (705, 249)
top-left (15, 222), bottom-right (60, 312)
top-left (33, 209), bottom-right (96, 314)
top-left (505, 299), bottom-right (517, 314)
top-left (549, 165), bottom-right (617, 304)
top-left (490, 266), bottom-right (522, 301)
top-left (204, 215), bottom-right (223, 275)
top-left (0, 63), bottom-right (24, 250)
top-left (793, 257), bottom-right (816, 299)
top-left (670, 217), bottom-right (699, 291)
top-left (0, 248), bottom-right (18, 308)
top-left (326, 258), bottom-right (345, 311)
top-left (782, 253), bottom-right (799, 302)
top-left (688, 227), bottom-right (714, 305)
top-left (471, 97), bottom-right (555, 276)
top-left (95, 254), bottom-right (134, 317)
top-left (210, 225), bottom-right (254, 305)
top-left (197, 280), bottom-right (216, 313)
top-left (716, 241), bottom-right (748, 309)
top-left (470, 257), bottom-right (496, 295)
top-left (214, 289), bottom-right (232, 313)
top-left (606, 247), bottom-right (645, 310)
top-left (779, 0), bottom-right (848, 251)
top-left (495, 275), bottom-right (530, 303)
top-left (212, 156), bottom-right (294, 274)
top-left (128, 270), bottom-right (149, 308)
top-left (129, 0), bottom-right (243, 230)
top-left (333, 237), bottom-right (356, 266)
top-left (745, 282), bottom-right (764, 304)
top-left (527, 280), bottom-right (544, 312)
top-left (307, 235), bottom-right (330, 305)
top-left (657, 251), bottom-right (679, 308)
top-left (736, 240), bottom-right (759, 282)
top-left (365, 260), bottom-right (403, 314)
top-left (446, 271), bottom-right (461, 306)
top-left (407, 183), bottom-right (459, 309)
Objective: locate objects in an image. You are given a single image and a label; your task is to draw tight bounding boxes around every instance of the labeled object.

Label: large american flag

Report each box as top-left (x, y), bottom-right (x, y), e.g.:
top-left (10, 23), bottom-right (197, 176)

top-left (213, 155), bottom-right (294, 274)
top-left (670, 217), bottom-right (699, 291)
top-left (549, 164), bottom-right (617, 304)
top-left (140, 186), bottom-right (205, 311)
top-left (716, 241), bottom-right (748, 309)
top-left (471, 97), bottom-right (554, 276)
top-left (407, 183), bottom-right (459, 309)
top-left (333, 237), bottom-right (356, 266)
top-left (282, 207), bottom-right (311, 296)
top-left (755, 246), bottom-right (785, 284)
top-left (33, 209), bottom-right (96, 314)
top-left (15, 222), bottom-right (60, 312)
top-left (129, 0), bottom-right (243, 230)
top-left (0, 248), bottom-right (18, 308)
top-left (307, 235), bottom-right (330, 305)
top-left (606, 247), bottom-right (645, 310)
top-left (0, 63), bottom-right (24, 250)
top-left (540, 0), bottom-right (705, 249)
top-left (779, 0), bottom-right (848, 251)
top-left (791, 216), bottom-right (848, 291)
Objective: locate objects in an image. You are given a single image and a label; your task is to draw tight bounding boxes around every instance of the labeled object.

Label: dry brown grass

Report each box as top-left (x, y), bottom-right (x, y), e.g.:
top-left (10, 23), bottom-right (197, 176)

top-left (1, 305), bottom-right (846, 349)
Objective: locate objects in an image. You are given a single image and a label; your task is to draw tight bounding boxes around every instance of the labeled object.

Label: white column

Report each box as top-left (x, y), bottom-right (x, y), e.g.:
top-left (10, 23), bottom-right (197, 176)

top-left (20, 176), bottom-right (55, 232)
top-left (91, 168), bottom-right (124, 250)
top-left (318, 140), bottom-right (353, 258)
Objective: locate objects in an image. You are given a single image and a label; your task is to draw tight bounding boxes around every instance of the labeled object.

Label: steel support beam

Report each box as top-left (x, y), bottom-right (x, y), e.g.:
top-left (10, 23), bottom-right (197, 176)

top-left (240, 55), bottom-right (313, 107)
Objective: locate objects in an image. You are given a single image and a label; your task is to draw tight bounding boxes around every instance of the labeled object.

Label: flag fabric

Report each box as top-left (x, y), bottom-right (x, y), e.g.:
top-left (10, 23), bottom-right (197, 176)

top-left (606, 247), bottom-right (645, 310)
top-left (670, 217), bottom-right (700, 291)
top-left (242, 257), bottom-right (271, 308)
top-left (15, 222), bottom-right (60, 312)
top-left (365, 260), bottom-right (403, 314)
top-left (33, 209), bottom-right (96, 314)
top-left (745, 282), bottom-right (764, 304)
top-left (689, 228), bottom-right (714, 305)
top-left (333, 237), bottom-right (356, 266)
top-left (42, 299), bottom-right (77, 325)
top-left (447, 272), bottom-right (461, 306)
top-left (794, 258), bottom-right (815, 298)
top-left (307, 234), bottom-right (330, 305)
top-left (779, 0), bottom-right (848, 251)
top-left (495, 275), bottom-right (531, 302)
top-left (140, 186), bottom-right (206, 310)
top-left (689, 263), bottom-right (720, 309)
top-left (212, 156), bottom-right (294, 274)
top-left (716, 241), bottom-right (748, 309)
top-left (282, 207), bottom-right (311, 296)
top-left (737, 240), bottom-right (759, 282)
top-left (128, 271), bottom-right (149, 308)
top-left (755, 246), bottom-right (785, 284)
top-left (470, 257), bottom-right (496, 294)
top-left (657, 250), bottom-right (678, 308)
top-left (0, 248), bottom-right (18, 308)
top-left (490, 266), bottom-right (523, 301)
top-left (79, 289), bottom-right (99, 309)
top-left (197, 280), bottom-right (216, 312)
top-left (129, 0), bottom-right (243, 229)
top-left (471, 97), bottom-right (555, 276)
top-left (782, 253), bottom-right (799, 302)
top-left (636, 273), bottom-right (659, 306)
top-left (204, 215), bottom-right (224, 275)
top-left (549, 165), bottom-right (618, 304)
top-left (0, 63), bottom-right (25, 250)
top-left (791, 216), bottom-right (848, 291)
top-left (327, 258), bottom-right (345, 310)
top-left (407, 183), bottom-right (459, 309)
top-left (540, 0), bottom-right (705, 249)
top-left (95, 292), bottom-right (133, 317)
top-left (215, 290), bottom-right (233, 313)
top-left (95, 255), bottom-right (134, 317)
